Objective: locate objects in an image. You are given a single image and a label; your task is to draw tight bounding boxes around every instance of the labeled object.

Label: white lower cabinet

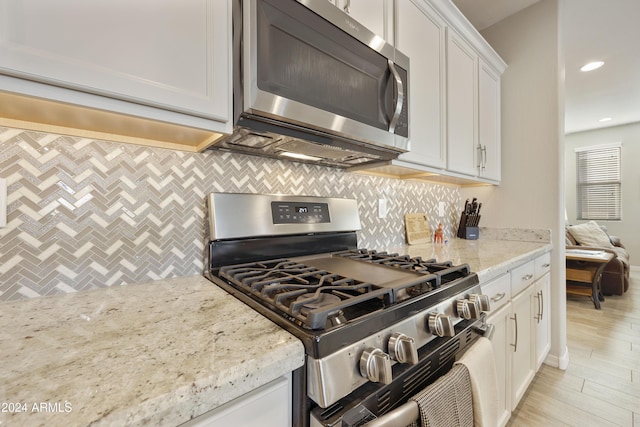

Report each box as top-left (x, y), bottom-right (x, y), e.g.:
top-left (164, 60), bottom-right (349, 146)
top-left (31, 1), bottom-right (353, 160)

top-left (510, 284), bottom-right (535, 409)
top-left (534, 253), bottom-right (552, 370)
top-left (482, 251), bottom-right (551, 425)
top-left (484, 272), bottom-right (512, 427)
top-left (180, 375), bottom-right (291, 427)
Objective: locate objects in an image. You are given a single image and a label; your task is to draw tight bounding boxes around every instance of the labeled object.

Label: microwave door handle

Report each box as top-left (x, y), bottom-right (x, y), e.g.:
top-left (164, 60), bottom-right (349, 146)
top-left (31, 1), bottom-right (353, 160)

top-left (387, 59), bottom-right (404, 133)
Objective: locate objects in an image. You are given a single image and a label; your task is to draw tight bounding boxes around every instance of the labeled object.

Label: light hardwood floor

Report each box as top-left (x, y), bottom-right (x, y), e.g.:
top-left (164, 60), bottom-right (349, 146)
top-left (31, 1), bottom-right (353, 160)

top-left (507, 270), bottom-right (640, 426)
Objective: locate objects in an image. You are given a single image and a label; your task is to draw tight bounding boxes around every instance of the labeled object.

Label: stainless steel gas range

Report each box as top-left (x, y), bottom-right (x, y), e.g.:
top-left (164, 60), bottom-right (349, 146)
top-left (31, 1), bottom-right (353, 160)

top-left (204, 193), bottom-right (492, 427)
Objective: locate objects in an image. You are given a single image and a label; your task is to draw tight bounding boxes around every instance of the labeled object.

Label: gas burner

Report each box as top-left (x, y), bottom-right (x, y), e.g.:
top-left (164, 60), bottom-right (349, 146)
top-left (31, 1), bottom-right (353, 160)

top-left (220, 260), bottom-right (394, 330)
top-left (224, 260), bottom-right (324, 292)
top-left (297, 292), bottom-right (341, 309)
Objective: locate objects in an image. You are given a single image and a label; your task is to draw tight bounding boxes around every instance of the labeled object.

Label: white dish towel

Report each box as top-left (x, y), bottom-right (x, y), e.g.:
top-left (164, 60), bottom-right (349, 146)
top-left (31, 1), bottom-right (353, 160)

top-left (454, 337), bottom-right (500, 427)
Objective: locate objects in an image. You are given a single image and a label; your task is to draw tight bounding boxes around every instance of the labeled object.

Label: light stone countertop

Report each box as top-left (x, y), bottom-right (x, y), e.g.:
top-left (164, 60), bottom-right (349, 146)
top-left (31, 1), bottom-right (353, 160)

top-left (0, 275), bottom-right (304, 427)
top-left (0, 235), bottom-right (551, 427)
top-left (385, 237), bottom-right (552, 283)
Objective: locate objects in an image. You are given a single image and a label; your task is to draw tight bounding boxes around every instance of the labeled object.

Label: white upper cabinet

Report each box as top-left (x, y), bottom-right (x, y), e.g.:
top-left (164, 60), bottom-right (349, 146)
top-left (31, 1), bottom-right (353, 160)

top-left (333, 0), bottom-right (449, 169)
top-left (478, 60), bottom-right (502, 181)
top-left (395, 0), bottom-right (447, 169)
top-left (446, 29), bottom-right (477, 176)
top-left (446, 29), bottom-right (504, 182)
top-left (343, 0), bottom-right (506, 185)
top-left (336, 0), bottom-right (390, 42)
top-left (0, 0), bottom-right (231, 141)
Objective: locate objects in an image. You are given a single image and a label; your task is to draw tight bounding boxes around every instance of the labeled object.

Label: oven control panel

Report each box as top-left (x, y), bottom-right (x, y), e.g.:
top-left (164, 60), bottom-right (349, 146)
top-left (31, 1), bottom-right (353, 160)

top-left (271, 201), bottom-right (331, 224)
top-left (307, 285), bottom-right (490, 408)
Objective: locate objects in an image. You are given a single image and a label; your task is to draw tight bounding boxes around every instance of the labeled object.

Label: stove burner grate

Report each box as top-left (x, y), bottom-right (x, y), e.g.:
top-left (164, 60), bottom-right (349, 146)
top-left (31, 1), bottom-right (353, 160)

top-left (219, 259), bottom-right (394, 330)
top-left (334, 249), bottom-right (453, 273)
top-left (334, 249), bottom-right (471, 286)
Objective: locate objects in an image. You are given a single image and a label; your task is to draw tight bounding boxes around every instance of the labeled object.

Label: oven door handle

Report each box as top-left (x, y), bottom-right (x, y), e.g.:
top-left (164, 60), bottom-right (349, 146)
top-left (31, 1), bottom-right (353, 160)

top-left (364, 400), bottom-right (419, 427)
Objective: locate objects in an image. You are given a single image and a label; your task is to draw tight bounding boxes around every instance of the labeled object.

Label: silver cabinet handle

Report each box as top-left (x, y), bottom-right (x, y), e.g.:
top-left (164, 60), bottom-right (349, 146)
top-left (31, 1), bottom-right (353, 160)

top-left (482, 145), bottom-right (487, 171)
top-left (522, 273), bottom-right (533, 281)
top-left (542, 263), bottom-right (550, 268)
top-left (387, 59), bottom-right (404, 134)
top-left (534, 291), bottom-right (541, 323)
top-left (540, 290), bottom-right (544, 321)
top-left (510, 313), bottom-right (518, 352)
top-left (342, 0), bottom-right (350, 14)
top-left (491, 292), bottom-right (506, 302)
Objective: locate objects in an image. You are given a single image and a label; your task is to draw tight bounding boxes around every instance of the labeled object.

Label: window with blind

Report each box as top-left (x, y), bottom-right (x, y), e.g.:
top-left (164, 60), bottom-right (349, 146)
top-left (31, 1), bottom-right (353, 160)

top-left (575, 143), bottom-right (621, 220)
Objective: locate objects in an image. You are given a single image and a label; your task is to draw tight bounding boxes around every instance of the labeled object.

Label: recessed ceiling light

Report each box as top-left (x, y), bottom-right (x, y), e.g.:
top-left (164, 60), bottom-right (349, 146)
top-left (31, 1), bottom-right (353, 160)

top-left (580, 61), bottom-right (604, 72)
top-left (599, 117), bottom-right (612, 122)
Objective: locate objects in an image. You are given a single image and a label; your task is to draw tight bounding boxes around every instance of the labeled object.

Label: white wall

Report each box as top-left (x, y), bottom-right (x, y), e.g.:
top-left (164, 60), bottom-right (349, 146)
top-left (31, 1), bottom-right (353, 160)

top-left (565, 122), bottom-right (640, 264)
top-left (461, 0), bottom-right (568, 368)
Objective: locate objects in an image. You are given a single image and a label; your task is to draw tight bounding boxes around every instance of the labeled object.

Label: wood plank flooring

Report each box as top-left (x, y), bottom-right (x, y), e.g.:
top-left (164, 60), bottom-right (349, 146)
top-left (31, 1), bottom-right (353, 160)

top-left (507, 270), bottom-right (640, 426)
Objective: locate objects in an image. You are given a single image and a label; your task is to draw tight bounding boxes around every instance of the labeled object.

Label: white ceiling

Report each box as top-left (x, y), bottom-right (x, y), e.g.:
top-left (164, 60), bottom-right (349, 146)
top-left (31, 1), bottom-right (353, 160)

top-left (451, 0), bottom-right (640, 135)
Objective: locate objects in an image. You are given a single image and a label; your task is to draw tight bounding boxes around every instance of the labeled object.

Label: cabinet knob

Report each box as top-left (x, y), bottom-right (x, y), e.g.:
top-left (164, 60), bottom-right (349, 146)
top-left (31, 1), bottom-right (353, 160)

top-left (388, 332), bottom-right (418, 365)
top-left (360, 348), bottom-right (392, 384)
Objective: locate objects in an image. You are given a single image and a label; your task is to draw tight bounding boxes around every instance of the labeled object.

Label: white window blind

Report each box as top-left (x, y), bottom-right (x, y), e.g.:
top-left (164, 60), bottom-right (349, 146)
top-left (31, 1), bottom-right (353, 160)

top-left (575, 144), bottom-right (621, 220)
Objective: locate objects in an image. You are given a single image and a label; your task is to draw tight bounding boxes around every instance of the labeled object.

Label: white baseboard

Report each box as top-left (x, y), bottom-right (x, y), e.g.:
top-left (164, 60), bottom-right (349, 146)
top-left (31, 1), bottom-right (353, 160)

top-left (543, 346), bottom-right (570, 370)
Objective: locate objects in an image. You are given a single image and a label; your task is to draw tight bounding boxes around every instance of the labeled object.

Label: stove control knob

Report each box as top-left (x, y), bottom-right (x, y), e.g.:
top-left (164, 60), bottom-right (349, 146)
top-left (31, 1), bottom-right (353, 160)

top-left (470, 293), bottom-right (491, 312)
top-left (359, 348), bottom-right (392, 385)
top-left (427, 313), bottom-right (455, 337)
top-left (388, 332), bottom-right (418, 365)
top-left (457, 299), bottom-right (481, 320)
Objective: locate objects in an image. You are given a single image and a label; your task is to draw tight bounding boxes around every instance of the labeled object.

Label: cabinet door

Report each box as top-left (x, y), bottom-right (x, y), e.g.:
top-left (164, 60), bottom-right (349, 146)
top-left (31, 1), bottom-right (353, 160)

top-left (395, 0), bottom-right (447, 168)
top-left (478, 60), bottom-right (501, 181)
top-left (488, 304), bottom-right (511, 427)
top-left (0, 0), bottom-right (230, 124)
top-left (340, 0), bottom-right (388, 41)
top-left (510, 285), bottom-right (535, 410)
top-left (181, 375), bottom-right (291, 427)
top-left (446, 29), bottom-right (477, 176)
top-left (534, 273), bottom-right (551, 370)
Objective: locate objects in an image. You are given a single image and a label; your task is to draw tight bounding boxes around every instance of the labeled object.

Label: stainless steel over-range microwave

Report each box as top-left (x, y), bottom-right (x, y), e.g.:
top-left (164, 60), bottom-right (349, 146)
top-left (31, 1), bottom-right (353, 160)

top-left (211, 0), bottom-right (410, 168)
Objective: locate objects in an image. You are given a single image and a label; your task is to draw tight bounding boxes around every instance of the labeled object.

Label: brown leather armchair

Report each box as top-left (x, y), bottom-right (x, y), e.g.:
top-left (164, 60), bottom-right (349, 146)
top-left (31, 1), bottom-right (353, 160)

top-left (566, 227), bottom-right (630, 296)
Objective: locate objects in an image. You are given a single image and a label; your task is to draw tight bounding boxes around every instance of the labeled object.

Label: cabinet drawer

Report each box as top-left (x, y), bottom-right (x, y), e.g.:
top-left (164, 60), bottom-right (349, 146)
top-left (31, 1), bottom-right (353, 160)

top-left (534, 252), bottom-right (551, 279)
top-left (511, 260), bottom-right (535, 296)
top-left (481, 273), bottom-right (511, 312)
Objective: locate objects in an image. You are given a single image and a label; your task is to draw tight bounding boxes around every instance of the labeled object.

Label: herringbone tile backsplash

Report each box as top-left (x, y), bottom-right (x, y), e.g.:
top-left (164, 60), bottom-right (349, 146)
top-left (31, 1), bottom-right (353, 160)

top-left (0, 126), bottom-right (460, 301)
